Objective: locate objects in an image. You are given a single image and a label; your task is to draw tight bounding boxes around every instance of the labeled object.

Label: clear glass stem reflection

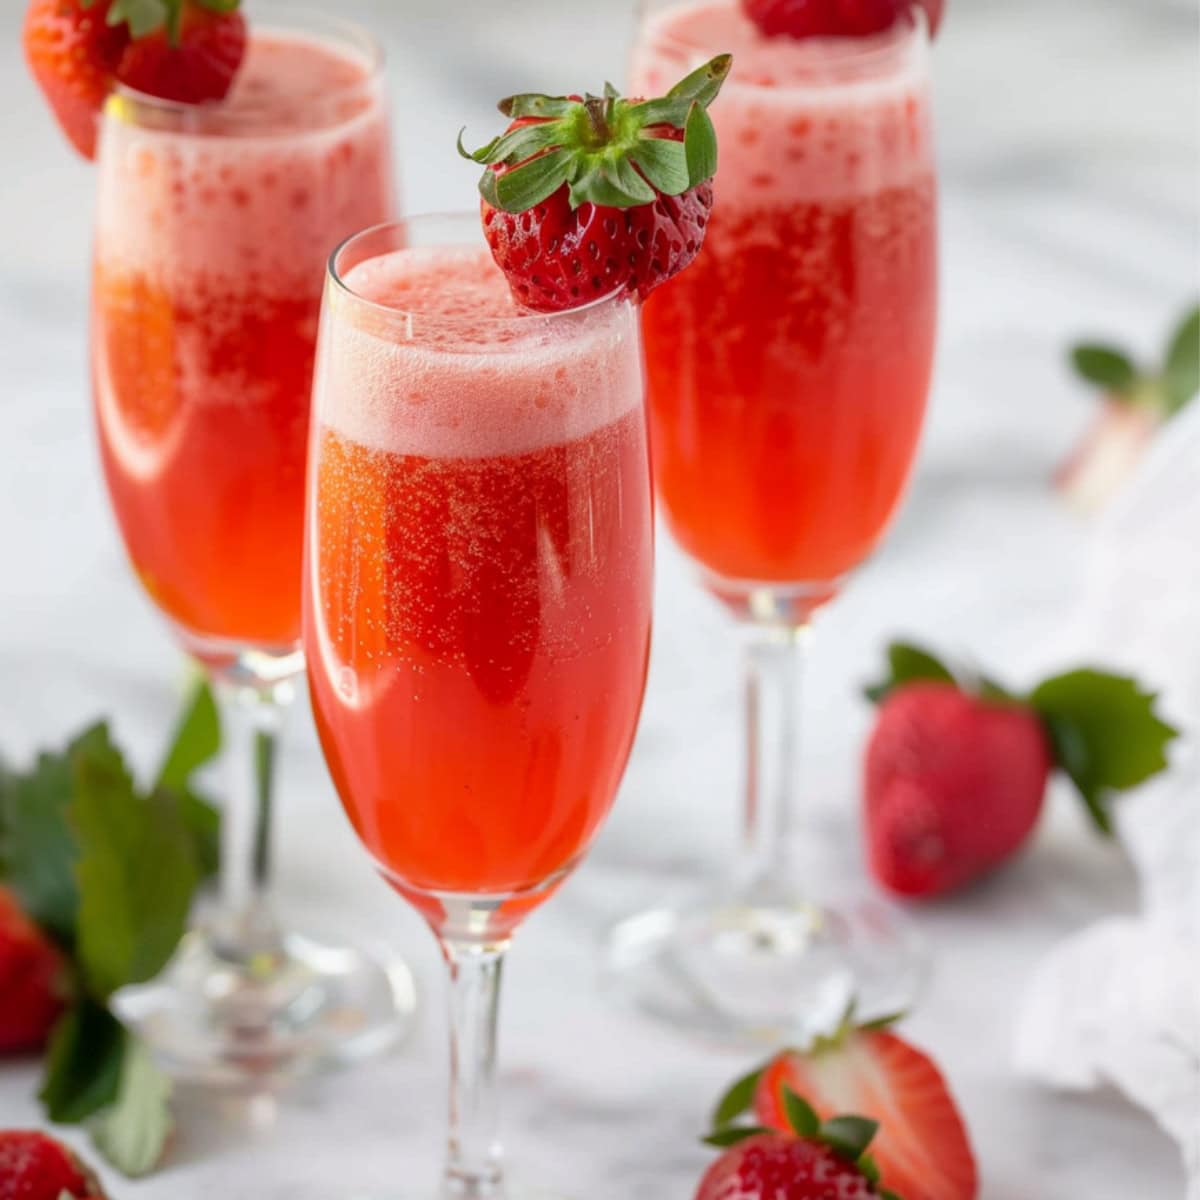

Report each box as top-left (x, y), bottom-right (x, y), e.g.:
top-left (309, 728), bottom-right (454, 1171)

top-left (212, 677), bottom-right (292, 959)
top-left (443, 939), bottom-right (507, 1195)
top-left (741, 624), bottom-right (812, 897)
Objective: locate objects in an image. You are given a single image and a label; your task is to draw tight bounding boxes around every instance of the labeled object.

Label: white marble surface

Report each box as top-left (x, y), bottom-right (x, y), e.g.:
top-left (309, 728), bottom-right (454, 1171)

top-left (1, 0), bottom-right (1197, 1195)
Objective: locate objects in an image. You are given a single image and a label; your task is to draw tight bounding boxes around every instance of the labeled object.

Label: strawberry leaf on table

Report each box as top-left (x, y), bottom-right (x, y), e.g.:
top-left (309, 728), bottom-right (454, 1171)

top-left (863, 641), bottom-right (955, 703)
top-left (73, 727), bottom-right (199, 999)
top-left (0, 688), bottom-right (222, 1176)
top-left (90, 1035), bottom-right (173, 1177)
top-left (1028, 669), bottom-right (1178, 835)
top-left (40, 997), bottom-right (126, 1124)
top-left (1070, 344), bottom-right (1138, 395)
top-left (1163, 304), bottom-right (1200, 413)
top-left (0, 735), bottom-right (86, 947)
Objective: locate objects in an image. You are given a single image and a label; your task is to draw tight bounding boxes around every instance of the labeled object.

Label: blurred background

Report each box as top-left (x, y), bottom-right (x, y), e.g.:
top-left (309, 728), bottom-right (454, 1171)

top-left (1, 0), bottom-right (1197, 1196)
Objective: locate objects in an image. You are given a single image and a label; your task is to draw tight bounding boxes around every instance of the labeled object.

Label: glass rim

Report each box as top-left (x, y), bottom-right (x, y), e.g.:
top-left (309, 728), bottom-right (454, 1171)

top-left (326, 214), bottom-right (632, 332)
top-left (105, 6), bottom-right (385, 125)
top-left (637, 0), bottom-right (929, 86)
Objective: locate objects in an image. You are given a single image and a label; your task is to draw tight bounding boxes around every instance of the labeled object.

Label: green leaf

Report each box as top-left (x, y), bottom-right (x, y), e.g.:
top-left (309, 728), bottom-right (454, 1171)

top-left (819, 1115), bottom-right (879, 1163)
top-left (40, 999), bottom-right (125, 1123)
top-left (175, 788), bottom-right (220, 881)
top-left (858, 1009), bottom-right (907, 1032)
top-left (702, 1126), bottom-right (772, 1148)
top-left (497, 93), bottom-right (577, 120)
top-left (0, 738), bottom-right (82, 946)
top-left (1162, 304), bottom-right (1199, 414)
top-left (667, 53), bottom-right (733, 108)
top-left (73, 738), bottom-right (199, 1000)
top-left (629, 96), bottom-right (693, 128)
top-left (864, 642), bottom-right (956, 704)
top-left (858, 1153), bottom-right (881, 1183)
top-left (89, 1036), bottom-right (173, 1177)
top-left (631, 136), bottom-right (690, 196)
top-left (567, 158), bottom-right (654, 209)
top-left (488, 148), bottom-right (572, 213)
top-left (155, 681), bottom-right (220, 794)
top-left (1029, 669), bottom-right (1178, 835)
top-left (711, 1066), bottom-right (765, 1127)
top-left (684, 102), bottom-right (718, 186)
top-left (1070, 344), bottom-right (1138, 394)
top-left (106, 0), bottom-right (169, 38)
top-left (782, 1088), bottom-right (819, 1138)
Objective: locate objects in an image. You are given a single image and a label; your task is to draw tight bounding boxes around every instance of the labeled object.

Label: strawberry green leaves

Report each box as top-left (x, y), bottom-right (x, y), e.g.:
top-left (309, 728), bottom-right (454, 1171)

top-left (1029, 670), bottom-right (1177, 835)
top-left (0, 683), bottom-right (222, 1177)
top-left (1070, 345), bottom-right (1137, 393)
top-left (103, 0), bottom-right (240, 44)
top-left (864, 642), bottom-right (956, 703)
top-left (1069, 300), bottom-right (1200, 418)
top-left (460, 55), bottom-right (731, 214)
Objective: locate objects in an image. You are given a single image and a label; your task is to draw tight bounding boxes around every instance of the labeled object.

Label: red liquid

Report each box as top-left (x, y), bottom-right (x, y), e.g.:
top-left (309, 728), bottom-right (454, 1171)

top-left (91, 33), bottom-right (392, 647)
top-left (304, 247), bottom-right (652, 902)
top-left (634, 2), bottom-right (937, 584)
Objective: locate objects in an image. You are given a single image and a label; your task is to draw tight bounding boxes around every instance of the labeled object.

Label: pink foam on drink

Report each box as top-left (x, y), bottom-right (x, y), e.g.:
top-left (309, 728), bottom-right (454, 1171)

top-left (317, 246), bottom-right (643, 460)
top-left (95, 29), bottom-right (392, 294)
top-left (632, 0), bottom-right (932, 205)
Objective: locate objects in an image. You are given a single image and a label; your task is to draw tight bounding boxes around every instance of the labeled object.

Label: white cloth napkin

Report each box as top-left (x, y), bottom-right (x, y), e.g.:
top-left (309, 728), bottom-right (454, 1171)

top-left (1014, 403), bottom-right (1200, 1192)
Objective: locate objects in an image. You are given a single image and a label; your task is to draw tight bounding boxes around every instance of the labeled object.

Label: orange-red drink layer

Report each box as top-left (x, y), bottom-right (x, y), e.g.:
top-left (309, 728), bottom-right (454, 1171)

top-left (92, 32), bottom-right (393, 647)
top-left (305, 247), bottom-right (653, 899)
top-left (633, 1), bottom-right (937, 584)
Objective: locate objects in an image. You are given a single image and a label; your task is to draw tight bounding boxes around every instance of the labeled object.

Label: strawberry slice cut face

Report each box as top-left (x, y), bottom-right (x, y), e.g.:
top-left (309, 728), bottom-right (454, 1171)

top-left (755, 1025), bottom-right (978, 1200)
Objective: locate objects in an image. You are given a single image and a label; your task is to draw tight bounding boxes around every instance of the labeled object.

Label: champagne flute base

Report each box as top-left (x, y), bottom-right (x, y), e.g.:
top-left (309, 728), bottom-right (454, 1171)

top-left (602, 885), bottom-right (926, 1046)
top-left (113, 923), bottom-right (417, 1088)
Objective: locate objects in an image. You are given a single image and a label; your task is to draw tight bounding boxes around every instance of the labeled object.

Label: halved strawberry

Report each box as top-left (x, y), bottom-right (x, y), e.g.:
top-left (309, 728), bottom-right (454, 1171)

top-left (22, 0), bottom-right (129, 158)
top-left (115, 0), bottom-right (247, 105)
top-left (743, 1015), bottom-right (977, 1200)
top-left (742, 0), bottom-right (945, 39)
top-left (459, 56), bottom-right (731, 312)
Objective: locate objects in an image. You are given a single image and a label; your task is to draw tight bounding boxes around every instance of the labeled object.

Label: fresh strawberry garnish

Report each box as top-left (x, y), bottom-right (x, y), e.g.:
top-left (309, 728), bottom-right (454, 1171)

top-left (742, 0), bottom-right (945, 40)
top-left (700, 1082), bottom-right (897, 1200)
top-left (22, 0), bottom-right (128, 158)
top-left (0, 1130), bottom-right (107, 1200)
top-left (863, 643), bottom-right (1177, 897)
top-left (1057, 303), bottom-right (1199, 513)
top-left (459, 56), bottom-right (731, 312)
top-left (115, 0), bottom-right (247, 104)
top-left (23, 0), bottom-right (245, 159)
top-left (0, 886), bottom-right (66, 1055)
top-left (747, 1012), bottom-right (976, 1200)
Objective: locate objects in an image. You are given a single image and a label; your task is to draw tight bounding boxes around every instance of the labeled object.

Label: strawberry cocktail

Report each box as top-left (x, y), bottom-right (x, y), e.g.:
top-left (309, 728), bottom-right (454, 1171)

top-left (608, 0), bottom-right (940, 1041)
top-left (26, 0), bottom-right (408, 1084)
top-left (304, 58), bottom-right (726, 1192)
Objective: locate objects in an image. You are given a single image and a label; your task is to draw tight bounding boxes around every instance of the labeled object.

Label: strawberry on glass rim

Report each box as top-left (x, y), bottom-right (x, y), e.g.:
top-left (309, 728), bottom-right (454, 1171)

top-left (742, 0), bottom-right (945, 39)
top-left (23, 0), bottom-right (246, 160)
top-left (459, 54), bottom-right (732, 312)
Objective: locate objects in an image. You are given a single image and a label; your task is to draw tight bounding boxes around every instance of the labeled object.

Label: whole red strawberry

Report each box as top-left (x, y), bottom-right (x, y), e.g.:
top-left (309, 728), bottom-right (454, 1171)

top-left (751, 1011), bottom-right (977, 1200)
top-left (0, 886), bottom-right (66, 1055)
top-left (116, 0), bottom-right (247, 105)
top-left (863, 643), bottom-right (1177, 897)
top-left (460, 55), bottom-right (731, 312)
top-left (743, 0), bottom-right (945, 39)
top-left (22, 0), bottom-right (129, 158)
top-left (0, 1130), bottom-right (107, 1200)
top-left (699, 1084), bottom-right (895, 1200)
